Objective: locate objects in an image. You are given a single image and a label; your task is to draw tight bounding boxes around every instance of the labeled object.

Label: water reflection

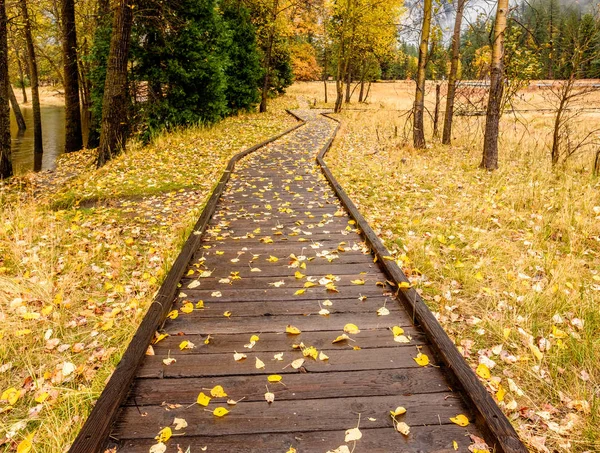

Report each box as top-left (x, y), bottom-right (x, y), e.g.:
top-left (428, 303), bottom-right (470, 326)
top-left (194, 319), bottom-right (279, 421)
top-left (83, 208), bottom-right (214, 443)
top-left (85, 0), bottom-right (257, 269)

top-left (10, 104), bottom-right (66, 175)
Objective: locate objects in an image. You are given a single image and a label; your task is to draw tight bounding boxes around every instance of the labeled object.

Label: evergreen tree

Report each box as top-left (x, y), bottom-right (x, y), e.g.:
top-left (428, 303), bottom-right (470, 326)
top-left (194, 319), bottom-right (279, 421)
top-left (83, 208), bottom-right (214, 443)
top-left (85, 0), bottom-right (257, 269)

top-left (221, 0), bottom-right (262, 113)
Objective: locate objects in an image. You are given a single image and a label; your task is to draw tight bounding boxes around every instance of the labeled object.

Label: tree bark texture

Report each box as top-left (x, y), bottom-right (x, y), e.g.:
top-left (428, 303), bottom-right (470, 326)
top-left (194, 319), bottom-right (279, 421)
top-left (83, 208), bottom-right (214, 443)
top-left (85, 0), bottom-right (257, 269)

top-left (19, 0), bottom-right (43, 157)
top-left (442, 0), bottom-right (465, 145)
top-left (61, 0), bottom-right (83, 152)
top-left (96, 0), bottom-right (134, 168)
top-left (433, 83), bottom-right (440, 139)
top-left (9, 84), bottom-right (26, 132)
top-left (0, 0), bottom-right (12, 178)
top-left (481, 0), bottom-right (508, 170)
top-left (15, 47), bottom-right (28, 103)
top-left (260, 0), bottom-right (279, 113)
top-left (413, 0), bottom-right (432, 149)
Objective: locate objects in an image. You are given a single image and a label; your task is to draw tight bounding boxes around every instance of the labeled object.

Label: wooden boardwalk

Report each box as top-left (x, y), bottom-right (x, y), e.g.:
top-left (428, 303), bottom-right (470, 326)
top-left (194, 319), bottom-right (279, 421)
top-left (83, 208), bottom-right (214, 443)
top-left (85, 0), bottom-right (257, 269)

top-left (72, 110), bottom-right (526, 452)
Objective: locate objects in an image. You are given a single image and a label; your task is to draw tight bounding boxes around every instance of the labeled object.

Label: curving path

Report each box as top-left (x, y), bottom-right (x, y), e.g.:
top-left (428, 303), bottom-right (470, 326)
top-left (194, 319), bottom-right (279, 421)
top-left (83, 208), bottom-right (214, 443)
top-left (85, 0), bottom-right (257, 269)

top-left (76, 110), bottom-right (522, 452)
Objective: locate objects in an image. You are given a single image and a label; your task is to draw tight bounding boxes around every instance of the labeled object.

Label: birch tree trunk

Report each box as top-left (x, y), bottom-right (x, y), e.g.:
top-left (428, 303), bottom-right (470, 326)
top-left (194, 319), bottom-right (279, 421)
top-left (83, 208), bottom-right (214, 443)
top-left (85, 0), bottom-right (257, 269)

top-left (442, 0), bottom-right (465, 145)
top-left (413, 0), bottom-right (432, 149)
top-left (481, 0), bottom-right (508, 170)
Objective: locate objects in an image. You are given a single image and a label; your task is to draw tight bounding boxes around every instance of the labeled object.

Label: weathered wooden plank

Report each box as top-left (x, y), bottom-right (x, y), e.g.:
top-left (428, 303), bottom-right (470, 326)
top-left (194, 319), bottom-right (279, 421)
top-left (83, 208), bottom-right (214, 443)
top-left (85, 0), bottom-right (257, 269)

top-left (178, 274), bottom-right (391, 290)
top-left (168, 298), bottom-right (400, 319)
top-left (152, 327), bottom-right (428, 355)
top-left (183, 263), bottom-right (382, 278)
top-left (114, 425), bottom-right (474, 453)
top-left (113, 393), bottom-right (471, 439)
top-left (163, 312), bottom-right (413, 335)
top-left (137, 345), bottom-right (436, 378)
top-left (126, 368), bottom-right (448, 407)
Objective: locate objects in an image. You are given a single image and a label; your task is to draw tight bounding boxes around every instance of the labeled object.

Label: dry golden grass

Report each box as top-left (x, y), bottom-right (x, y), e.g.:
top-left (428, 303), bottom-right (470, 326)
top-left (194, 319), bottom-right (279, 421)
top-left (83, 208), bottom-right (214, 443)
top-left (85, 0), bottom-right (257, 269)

top-left (0, 95), bottom-right (298, 452)
top-left (287, 81), bottom-right (600, 452)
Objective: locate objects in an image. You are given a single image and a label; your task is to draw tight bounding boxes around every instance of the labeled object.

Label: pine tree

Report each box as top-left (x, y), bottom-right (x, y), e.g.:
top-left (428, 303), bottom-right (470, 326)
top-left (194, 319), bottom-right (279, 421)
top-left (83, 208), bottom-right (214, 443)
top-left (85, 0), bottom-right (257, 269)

top-left (221, 0), bottom-right (262, 113)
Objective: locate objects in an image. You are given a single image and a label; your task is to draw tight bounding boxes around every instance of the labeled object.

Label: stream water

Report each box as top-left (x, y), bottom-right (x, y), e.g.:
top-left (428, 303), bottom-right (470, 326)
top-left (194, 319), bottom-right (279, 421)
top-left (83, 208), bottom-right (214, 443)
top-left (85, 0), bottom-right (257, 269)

top-left (10, 105), bottom-right (66, 175)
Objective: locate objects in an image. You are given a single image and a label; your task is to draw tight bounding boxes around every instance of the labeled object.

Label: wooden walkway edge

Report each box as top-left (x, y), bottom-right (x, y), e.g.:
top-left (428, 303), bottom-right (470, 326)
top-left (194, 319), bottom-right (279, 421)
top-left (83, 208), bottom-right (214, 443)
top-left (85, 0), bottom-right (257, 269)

top-left (70, 109), bottom-right (527, 453)
top-left (317, 113), bottom-right (527, 453)
top-left (69, 116), bottom-right (306, 453)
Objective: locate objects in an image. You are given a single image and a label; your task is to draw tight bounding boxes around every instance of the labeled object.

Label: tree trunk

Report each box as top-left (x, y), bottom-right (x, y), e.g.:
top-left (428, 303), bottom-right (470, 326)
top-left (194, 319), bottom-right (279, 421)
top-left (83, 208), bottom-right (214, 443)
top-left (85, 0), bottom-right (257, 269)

top-left (442, 0), bottom-right (465, 145)
top-left (433, 83), bottom-right (440, 139)
top-left (0, 0), bottom-right (12, 178)
top-left (19, 0), bottom-right (43, 157)
top-left (413, 0), bottom-right (432, 149)
top-left (15, 47), bottom-right (28, 103)
top-left (322, 48), bottom-right (328, 103)
top-left (345, 66), bottom-right (351, 103)
top-left (260, 0), bottom-right (279, 113)
top-left (9, 84), bottom-right (26, 132)
top-left (364, 81), bottom-right (371, 102)
top-left (481, 0), bottom-right (508, 171)
top-left (61, 0), bottom-right (83, 152)
top-left (96, 0), bottom-right (134, 168)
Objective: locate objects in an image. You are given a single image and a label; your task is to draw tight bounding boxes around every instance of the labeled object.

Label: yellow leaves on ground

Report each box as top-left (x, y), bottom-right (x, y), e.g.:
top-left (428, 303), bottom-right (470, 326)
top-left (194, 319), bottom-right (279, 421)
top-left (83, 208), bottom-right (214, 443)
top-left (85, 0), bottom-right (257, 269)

top-left (155, 427), bottom-right (172, 443)
top-left (294, 289), bottom-right (306, 296)
top-left (396, 422), bottom-right (410, 436)
top-left (291, 358), bottom-right (305, 369)
top-left (167, 310), bottom-right (178, 320)
top-left (332, 334), bottom-right (351, 343)
top-left (1, 387), bottom-right (20, 405)
top-left (180, 302), bottom-right (194, 314)
top-left (376, 306), bottom-right (390, 316)
top-left (267, 255), bottom-right (279, 262)
top-left (343, 323), bottom-right (360, 334)
top-left (197, 392), bottom-right (211, 406)
top-left (413, 353), bottom-right (429, 367)
top-left (179, 340), bottom-right (195, 350)
top-left (16, 433), bottom-right (34, 453)
top-left (153, 332), bottom-right (169, 344)
top-left (210, 385), bottom-right (228, 398)
top-left (351, 279), bottom-right (365, 285)
top-left (294, 271), bottom-right (305, 279)
top-left (397, 281), bottom-right (411, 289)
top-left (255, 357), bottom-right (265, 369)
top-left (450, 414), bottom-right (470, 427)
top-left (286, 325), bottom-right (301, 335)
top-left (211, 407), bottom-right (229, 417)
top-left (344, 427), bottom-right (362, 442)
top-left (173, 417), bottom-right (188, 430)
top-left (476, 363), bottom-right (491, 379)
top-left (223, 310), bottom-right (232, 318)
top-left (268, 375), bottom-right (282, 383)
top-left (390, 406), bottom-right (407, 416)
top-left (233, 352), bottom-right (247, 361)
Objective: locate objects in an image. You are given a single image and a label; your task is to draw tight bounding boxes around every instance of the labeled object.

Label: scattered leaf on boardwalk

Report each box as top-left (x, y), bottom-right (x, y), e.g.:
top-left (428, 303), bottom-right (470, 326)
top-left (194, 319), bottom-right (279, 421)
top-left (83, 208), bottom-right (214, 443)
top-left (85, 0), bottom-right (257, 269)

top-left (332, 334), bottom-right (351, 343)
top-left (233, 352), bottom-right (246, 361)
top-left (343, 323), bottom-right (360, 334)
top-left (197, 392), bottom-right (211, 406)
top-left (390, 406), bottom-right (407, 416)
top-left (212, 407), bottom-right (229, 417)
top-left (414, 353), bottom-right (429, 366)
top-left (450, 414), bottom-right (470, 427)
top-left (291, 358), bottom-right (305, 369)
top-left (210, 385), bottom-right (227, 398)
top-left (286, 325), bottom-right (301, 334)
top-left (344, 427), bottom-right (362, 442)
top-left (255, 357), bottom-right (265, 369)
top-left (155, 427), bottom-right (172, 442)
top-left (396, 422), bottom-right (410, 436)
top-left (173, 418), bottom-right (187, 430)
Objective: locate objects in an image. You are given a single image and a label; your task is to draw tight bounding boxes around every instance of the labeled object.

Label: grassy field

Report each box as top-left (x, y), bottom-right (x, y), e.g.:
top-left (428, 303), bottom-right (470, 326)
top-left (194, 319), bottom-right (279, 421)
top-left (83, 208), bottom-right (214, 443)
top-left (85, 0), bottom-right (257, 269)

top-left (287, 81), bottom-right (599, 452)
top-left (0, 95), bottom-right (298, 452)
